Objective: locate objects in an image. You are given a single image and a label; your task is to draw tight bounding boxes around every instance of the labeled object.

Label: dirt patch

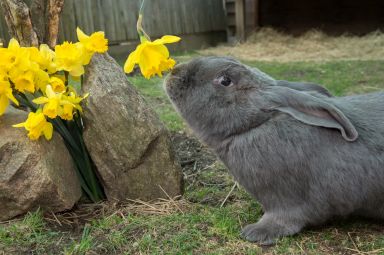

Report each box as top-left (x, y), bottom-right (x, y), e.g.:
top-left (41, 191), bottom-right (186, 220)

top-left (199, 28), bottom-right (384, 62)
top-left (170, 131), bottom-right (217, 177)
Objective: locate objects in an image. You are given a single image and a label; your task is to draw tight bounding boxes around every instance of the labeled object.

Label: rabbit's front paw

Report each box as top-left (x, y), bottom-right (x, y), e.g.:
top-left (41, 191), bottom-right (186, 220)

top-left (241, 222), bottom-right (280, 245)
top-left (241, 215), bottom-right (303, 245)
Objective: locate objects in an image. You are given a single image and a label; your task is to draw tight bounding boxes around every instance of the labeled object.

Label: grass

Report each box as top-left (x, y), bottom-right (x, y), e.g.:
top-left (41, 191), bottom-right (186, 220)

top-left (249, 60), bottom-right (384, 96)
top-left (127, 76), bottom-right (185, 131)
top-left (2, 53), bottom-right (384, 254)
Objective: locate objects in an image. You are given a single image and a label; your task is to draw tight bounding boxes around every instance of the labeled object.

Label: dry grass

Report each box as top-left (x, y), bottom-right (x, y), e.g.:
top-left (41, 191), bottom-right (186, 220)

top-left (200, 28), bottom-right (384, 62)
top-left (43, 197), bottom-right (190, 228)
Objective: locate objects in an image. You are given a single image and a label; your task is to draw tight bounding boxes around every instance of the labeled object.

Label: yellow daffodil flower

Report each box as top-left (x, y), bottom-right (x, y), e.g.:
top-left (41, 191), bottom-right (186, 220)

top-left (0, 77), bottom-right (19, 115)
top-left (60, 104), bottom-right (75, 121)
top-left (33, 68), bottom-right (50, 92)
top-left (39, 44), bottom-right (57, 73)
top-left (13, 111), bottom-right (53, 140)
top-left (8, 60), bottom-right (49, 94)
top-left (55, 42), bottom-right (85, 77)
top-left (49, 76), bottom-right (66, 93)
top-left (77, 27), bottom-right (108, 54)
top-left (11, 70), bottom-right (36, 93)
top-left (124, 35), bottom-right (181, 79)
top-left (29, 44), bottom-right (57, 74)
top-left (0, 39), bottom-right (31, 73)
top-left (33, 85), bottom-right (72, 119)
top-left (60, 89), bottom-right (87, 120)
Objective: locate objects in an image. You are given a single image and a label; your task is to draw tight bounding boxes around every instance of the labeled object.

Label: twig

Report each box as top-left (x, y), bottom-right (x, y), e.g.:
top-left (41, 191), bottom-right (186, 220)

top-left (158, 185), bottom-right (184, 214)
top-left (348, 232), bottom-right (364, 255)
top-left (344, 247), bottom-right (384, 255)
top-left (50, 211), bottom-right (62, 226)
top-left (220, 182), bottom-right (237, 208)
top-left (126, 199), bottom-right (160, 211)
top-left (295, 241), bottom-right (306, 254)
top-left (199, 181), bottom-right (227, 187)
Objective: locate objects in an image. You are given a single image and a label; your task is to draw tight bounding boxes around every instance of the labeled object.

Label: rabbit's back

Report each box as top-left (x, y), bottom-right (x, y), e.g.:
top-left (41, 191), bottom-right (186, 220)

top-left (333, 92), bottom-right (384, 138)
top-left (218, 91), bottom-right (384, 220)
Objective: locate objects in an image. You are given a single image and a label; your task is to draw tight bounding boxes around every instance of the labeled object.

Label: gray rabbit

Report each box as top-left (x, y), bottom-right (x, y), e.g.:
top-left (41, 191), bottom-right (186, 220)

top-left (164, 56), bottom-right (384, 245)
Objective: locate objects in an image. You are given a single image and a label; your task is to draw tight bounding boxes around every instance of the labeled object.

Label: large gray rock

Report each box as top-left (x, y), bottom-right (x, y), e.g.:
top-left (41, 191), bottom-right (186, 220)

top-left (82, 53), bottom-right (183, 201)
top-left (0, 108), bottom-right (81, 221)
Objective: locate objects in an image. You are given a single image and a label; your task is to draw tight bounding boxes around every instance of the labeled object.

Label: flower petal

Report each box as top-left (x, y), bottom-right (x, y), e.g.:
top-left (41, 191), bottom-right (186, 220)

top-left (8, 38), bottom-right (20, 50)
top-left (76, 27), bottom-right (89, 42)
top-left (0, 94), bottom-right (9, 115)
top-left (45, 85), bottom-right (56, 98)
top-left (43, 122), bottom-right (53, 140)
top-left (33, 97), bottom-right (49, 104)
top-left (6, 89), bottom-right (19, 106)
top-left (153, 35), bottom-right (181, 45)
top-left (12, 123), bottom-right (25, 128)
top-left (69, 65), bottom-right (85, 77)
top-left (124, 48), bottom-right (140, 73)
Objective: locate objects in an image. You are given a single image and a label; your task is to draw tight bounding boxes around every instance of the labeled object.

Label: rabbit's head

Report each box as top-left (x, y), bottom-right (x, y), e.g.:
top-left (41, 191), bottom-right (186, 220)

top-left (165, 57), bottom-right (358, 144)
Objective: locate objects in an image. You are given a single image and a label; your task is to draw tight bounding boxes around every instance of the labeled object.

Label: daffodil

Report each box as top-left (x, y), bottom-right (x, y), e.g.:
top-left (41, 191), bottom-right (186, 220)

top-left (0, 39), bottom-right (31, 72)
top-left (55, 42), bottom-right (85, 77)
top-left (0, 77), bottom-right (18, 115)
top-left (124, 35), bottom-right (180, 79)
top-left (60, 104), bottom-right (75, 121)
top-left (77, 27), bottom-right (108, 54)
top-left (13, 111), bottom-right (53, 140)
top-left (28, 44), bottom-right (57, 74)
top-left (49, 76), bottom-right (66, 93)
top-left (11, 70), bottom-right (36, 93)
top-left (33, 68), bottom-right (50, 92)
top-left (60, 88), bottom-right (87, 120)
top-left (33, 85), bottom-right (72, 119)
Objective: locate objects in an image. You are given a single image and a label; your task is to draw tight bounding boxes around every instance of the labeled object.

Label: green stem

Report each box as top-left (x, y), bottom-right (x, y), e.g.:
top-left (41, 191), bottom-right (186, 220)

top-left (62, 139), bottom-right (97, 201)
top-left (64, 71), bottom-right (69, 86)
top-left (53, 117), bottom-right (104, 202)
top-left (137, 0), bottom-right (150, 42)
top-left (14, 93), bottom-right (37, 111)
top-left (51, 119), bottom-right (82, 155)
top-left (70, 116), bottom-right (104, 199)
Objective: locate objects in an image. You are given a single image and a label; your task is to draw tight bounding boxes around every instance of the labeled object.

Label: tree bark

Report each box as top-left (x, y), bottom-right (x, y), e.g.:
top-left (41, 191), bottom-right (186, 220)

top-left (0, 0), bottom-right (64, 47)
top-left (30, 0), bottom-right (48, 43)
top-left (0, 0), bottom-right (39, 46)
top-left (46, 0), bottom-right (64, 48)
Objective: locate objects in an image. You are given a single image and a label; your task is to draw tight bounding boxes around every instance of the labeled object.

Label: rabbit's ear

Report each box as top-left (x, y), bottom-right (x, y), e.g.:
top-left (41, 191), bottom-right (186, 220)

top-left (264, 86), bottom-right (358, 141)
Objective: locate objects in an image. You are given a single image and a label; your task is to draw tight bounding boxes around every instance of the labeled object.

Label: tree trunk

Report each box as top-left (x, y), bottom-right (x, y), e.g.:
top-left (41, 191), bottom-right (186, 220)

top-left (0, 0), bottom-right (64, 47)
top-left (0, 0), bottom-right (38, 46)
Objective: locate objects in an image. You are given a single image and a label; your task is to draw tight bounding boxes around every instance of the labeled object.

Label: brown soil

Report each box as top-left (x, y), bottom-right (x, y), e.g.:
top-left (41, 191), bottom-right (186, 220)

top-left (170, 131), bottom-right (217, 178)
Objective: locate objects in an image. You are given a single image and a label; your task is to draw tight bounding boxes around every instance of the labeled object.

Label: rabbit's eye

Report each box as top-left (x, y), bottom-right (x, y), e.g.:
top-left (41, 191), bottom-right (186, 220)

top-left (218, 76), bottom-right (233, 87)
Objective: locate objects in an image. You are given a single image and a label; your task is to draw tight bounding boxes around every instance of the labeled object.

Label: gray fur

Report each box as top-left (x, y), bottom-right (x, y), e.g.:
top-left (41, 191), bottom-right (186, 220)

top-left (276, 80), bottom-right (333, 97)
top-left (164, 56), bottom-right (384, 244)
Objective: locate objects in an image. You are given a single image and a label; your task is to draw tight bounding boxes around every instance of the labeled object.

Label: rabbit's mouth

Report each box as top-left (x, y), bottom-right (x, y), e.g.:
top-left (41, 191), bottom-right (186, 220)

top-left (163, 73), bottom-right (178, 91)
top-left (163, 73), bottom-right (184, 102)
